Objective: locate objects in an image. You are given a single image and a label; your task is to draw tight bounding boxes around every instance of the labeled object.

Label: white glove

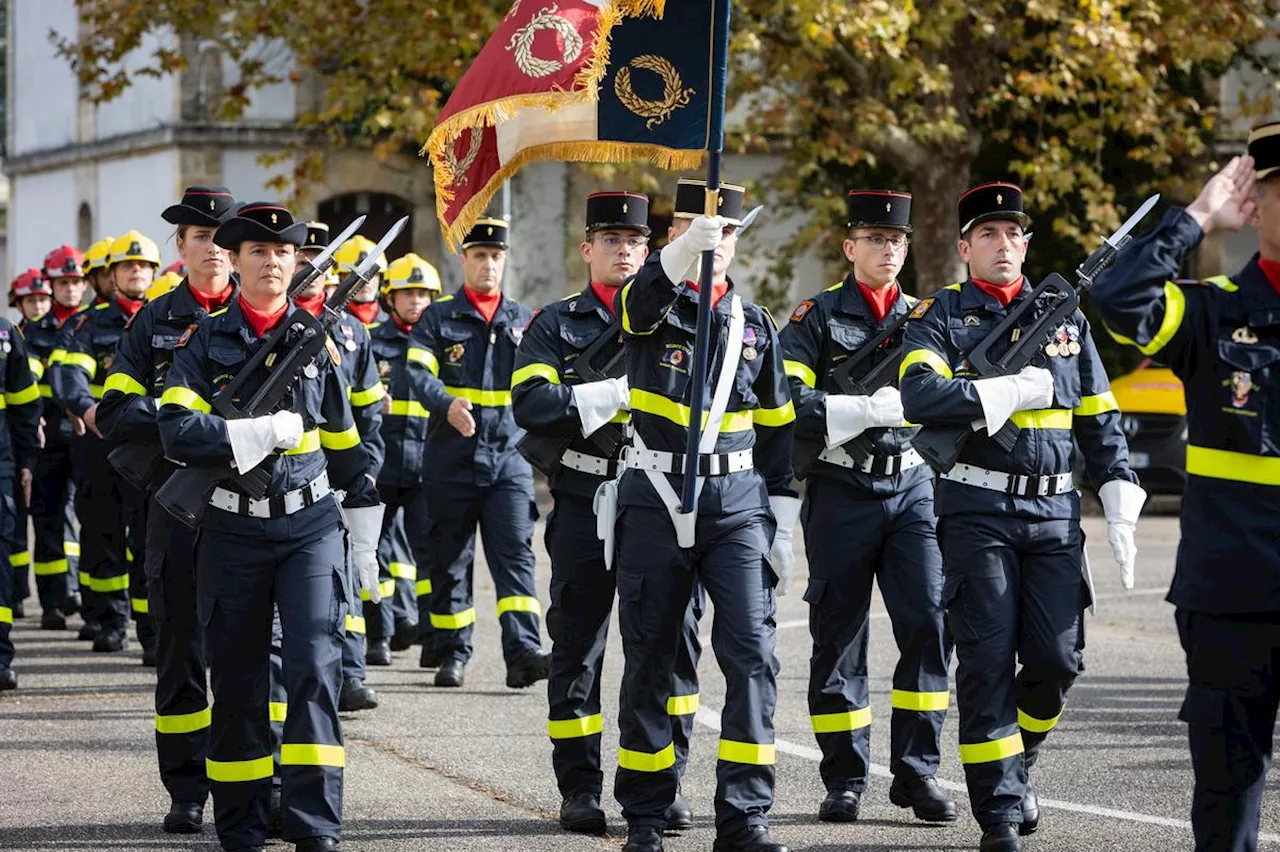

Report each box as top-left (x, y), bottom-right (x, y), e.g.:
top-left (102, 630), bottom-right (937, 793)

top-left (769, 496), bottom-right (802, 596)
top-left (1099, 479), bottom-right (1147, 590)
top-left (825, 386), bottom-right (904, 448)
top-left (572, 376), bottom-right (630, 437)
top-left (225, 410), bottom-right (304, 473)
top-left (660, 215), bottom-right (723, 284)
top-left (971, 366), bottom-right (1054, 433)
top-left (343, 504), bottom-right (387, 604)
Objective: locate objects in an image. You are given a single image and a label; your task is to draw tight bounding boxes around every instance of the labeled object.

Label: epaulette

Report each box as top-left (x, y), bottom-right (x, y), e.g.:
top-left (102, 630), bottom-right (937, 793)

top-left (94, 302), bottom-right (110, 310)
top-left (438, 294), bottom-right (455, 303)
top-left (789, 299), bottom-right (816, 323)
top-left (174, 323), bottom-right (199, 349)
top-left (1179, 275), bottom-right (1238, 293)
top-left (761, 306), bottom-right (779, 331)
top-left (907, 297), bottom-right (935, 320)
top-left (209, 307), bottom-right (229, 318)
top-left (904, 293), bottom-right (920, 306)
top-left (563, 291), bottom-right (581, 302)
top-left (823, 280), bottom-right (844, 292)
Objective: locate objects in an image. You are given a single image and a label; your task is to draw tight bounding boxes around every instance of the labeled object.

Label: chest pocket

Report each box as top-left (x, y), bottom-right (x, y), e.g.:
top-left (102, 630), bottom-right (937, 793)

top-left (1215, 328), bottom-right (1280, 452)
top-left (438, 320), bottom-right (477, 377)
top-left (92, 328), bottom-right (123, 374)
top-left (560, 316), bottom-right (611, 379)
top-left (151, 332), bottom-right (182, 388)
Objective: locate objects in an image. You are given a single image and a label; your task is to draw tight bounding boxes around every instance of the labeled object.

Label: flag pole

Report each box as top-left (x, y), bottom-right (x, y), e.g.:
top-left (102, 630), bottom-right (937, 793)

top-left (679, 0), bottom-right (731, 514)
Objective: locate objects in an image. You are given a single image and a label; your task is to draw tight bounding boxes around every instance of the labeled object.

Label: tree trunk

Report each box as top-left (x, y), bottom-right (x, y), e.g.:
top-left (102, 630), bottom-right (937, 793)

top-left (908, 159), bottom-right (973, 296)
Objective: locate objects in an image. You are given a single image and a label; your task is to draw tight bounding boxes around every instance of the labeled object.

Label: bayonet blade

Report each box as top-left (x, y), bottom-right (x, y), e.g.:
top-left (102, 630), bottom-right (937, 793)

top-left (288, 214), bottom-right (366, 294)
top-left (738, 205), bottom-right (764, 234)
top-left (1106, 194), bottom-right (1160, 248)
top-left (354, 216), bottom-right (409, 279)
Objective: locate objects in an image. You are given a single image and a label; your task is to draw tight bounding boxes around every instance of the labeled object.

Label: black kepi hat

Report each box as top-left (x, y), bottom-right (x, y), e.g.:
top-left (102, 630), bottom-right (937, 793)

top-left (586, 192), bottom-right (650, 235)
top-left (214, 202), bottom-right (308, 250)
top-left (1249, 122), bottom-right (1280, 181)
top-left (162, 185), bottom-right (240, 227)
top-left (958, 182), bottom-right (1032, 234)
top-left (847, 190), bottom-right (912, 233)
top-left (303, 221), bottom-right (330, 251)
top-left (674, 178), bottom-right (745, 226)
top-left (460, 217), bottom-right (510, 250)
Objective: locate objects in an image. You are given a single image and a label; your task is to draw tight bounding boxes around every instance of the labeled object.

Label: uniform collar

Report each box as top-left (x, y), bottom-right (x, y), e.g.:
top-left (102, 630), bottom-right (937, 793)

top-left (448, 285), bottom-right (519, 325)
top-left (959, 277), bottom-right (1030, 316)
top-left (167, 279), bottom-right (239, 321)
top-left (570, 284), bottom-right (615, 321)
top-left (1237, 255), bottom-right (1280, 326)
top-left (835, 273), bottom-right (910, 323)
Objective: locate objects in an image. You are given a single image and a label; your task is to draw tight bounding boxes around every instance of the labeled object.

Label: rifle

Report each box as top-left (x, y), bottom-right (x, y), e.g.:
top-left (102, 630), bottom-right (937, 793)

top-left (911, 194), bottom-right (1160, 474)
top-left (517, 318), bottom-right (626, 477)
top-left (154, 216), bottom-right (407, 528)
top-left (107, 215), bottom-right (368, 491)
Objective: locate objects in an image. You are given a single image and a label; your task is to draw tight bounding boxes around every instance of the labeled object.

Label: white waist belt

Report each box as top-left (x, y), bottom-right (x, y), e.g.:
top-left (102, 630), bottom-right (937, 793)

top-left (819, 445), bottom-right (926, 476)
top-left (209, 470), bottom-right (332, 519)
top-left (561, 449), bottom-right (620, 478)
top-left (940, 462), bottom-right (1073, 497)
top-left (624, 447), bottom-right (753, 477)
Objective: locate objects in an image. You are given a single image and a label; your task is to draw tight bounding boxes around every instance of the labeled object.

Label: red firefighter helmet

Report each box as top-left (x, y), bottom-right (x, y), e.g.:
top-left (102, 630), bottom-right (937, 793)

top-left (43, 245), bottom-right (86, 280)
top-left (163, 259), bottom-right (187, 278)
top-left (9, 268), bottom-right (52, 307)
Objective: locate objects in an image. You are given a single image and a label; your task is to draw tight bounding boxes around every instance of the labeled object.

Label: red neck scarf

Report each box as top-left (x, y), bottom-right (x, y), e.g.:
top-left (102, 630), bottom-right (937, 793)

top-left (392, 313), bottom-right (415, 334)
top-left (590, 281), bottom-right (620, 317)
top-left (464, 286), bottom-right (503, 324)
top-left (971, 276), bottom-right (1026, 307)
top-left (116, 295), bottom-right (145, 318)
top-left (296, 292), bottom-right (326, 318)
top-left (238, 294), bottom-right (288, 339)
top-left (686, 279), bottom-right (730, 307)
top-left (51, 303), bottom-right (79, 325)
top-left (348, 300), bottom-right (381, 326)
top-left (856, 280), bottom-right (899, 323)
top-left (1257, 257), bottom-right (1280, 298)
top-left (189, 282), bottom-right (233, 314)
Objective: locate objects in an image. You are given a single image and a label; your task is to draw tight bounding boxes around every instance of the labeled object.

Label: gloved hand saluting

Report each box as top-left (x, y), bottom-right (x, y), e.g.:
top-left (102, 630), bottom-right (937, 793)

top-left (1098, 479), bottom-right (1147, 590)
top-left (660, 216), bottom-right (723, 284)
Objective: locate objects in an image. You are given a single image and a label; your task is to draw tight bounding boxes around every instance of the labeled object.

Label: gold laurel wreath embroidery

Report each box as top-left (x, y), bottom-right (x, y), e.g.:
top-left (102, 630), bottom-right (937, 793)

top-left (505, 4), bottom-right (583, 78)
top-left (613, 55), bottom-right (695, 130)
top-left (441, 128), bottom-right (483, 187)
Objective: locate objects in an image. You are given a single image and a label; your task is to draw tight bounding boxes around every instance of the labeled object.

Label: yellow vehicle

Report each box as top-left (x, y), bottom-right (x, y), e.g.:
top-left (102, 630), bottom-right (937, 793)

top-left (1108, 359), bottom-right (1187, 495)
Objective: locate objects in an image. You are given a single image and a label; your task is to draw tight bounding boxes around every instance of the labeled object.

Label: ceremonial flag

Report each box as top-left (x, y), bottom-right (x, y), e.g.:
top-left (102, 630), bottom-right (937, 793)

top-left (427, 0), bottom-right (732, 250)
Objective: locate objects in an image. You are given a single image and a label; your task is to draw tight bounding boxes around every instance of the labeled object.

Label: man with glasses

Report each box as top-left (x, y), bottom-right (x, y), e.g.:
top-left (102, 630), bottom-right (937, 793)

top-left (780, 190), bottom-right (954, 826)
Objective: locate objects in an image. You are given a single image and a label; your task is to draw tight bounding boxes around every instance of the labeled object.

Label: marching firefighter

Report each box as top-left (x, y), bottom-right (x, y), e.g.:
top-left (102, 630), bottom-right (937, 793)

top-left (157, 202), bottom-right (382, 852)
top-left (780, 190), bottom-right (954, 824)
top-left (512, 192), bottom-right (703, 835)
top-left (1090, 143), bottom-right (1280, 852)
top-left (97, 186), bottom-right (241, 834)
top-left (898, 181), bottom-right (1143, 852)
top-left (611, 179), bottom-right (797, 852)
top-left (55, 230), bottom-right (159, 654)
top-left (404, 216), bottom-right (550, 690)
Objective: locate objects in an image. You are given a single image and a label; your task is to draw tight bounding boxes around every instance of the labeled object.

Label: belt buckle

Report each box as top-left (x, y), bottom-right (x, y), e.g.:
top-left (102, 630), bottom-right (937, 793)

top-left (1006, 474), bottom-right (1023, 496)
top-left (1036, 476), bottom-right (1050, 497)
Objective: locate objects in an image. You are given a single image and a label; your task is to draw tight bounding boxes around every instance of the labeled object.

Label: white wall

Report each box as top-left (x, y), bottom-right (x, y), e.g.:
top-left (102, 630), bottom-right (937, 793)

top-left (94, 29), bottom-right (179, 139)
top-left (10, 168), bottom-right (78, 275)
top-left (12, 0), bottom-right (80, 156)
top-left (221, 149), bottom-right (294, 203)
top-left (222, 42), bottom-right (297, 123)
top-left (95, 149), bottom-right (181, 265)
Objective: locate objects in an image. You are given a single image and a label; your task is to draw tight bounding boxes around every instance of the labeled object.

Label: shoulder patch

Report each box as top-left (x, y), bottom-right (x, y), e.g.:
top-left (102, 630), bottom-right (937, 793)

top-left (326, 336), bottom-right (342, 366)
top-left (73, 313), bottom-right (91, 332)
top-left (790, 300), bottom-right (816, 323)
top-left (175, 323), bottom-right (199, 349)
top-left (908, 297), bottom-right (935, 320)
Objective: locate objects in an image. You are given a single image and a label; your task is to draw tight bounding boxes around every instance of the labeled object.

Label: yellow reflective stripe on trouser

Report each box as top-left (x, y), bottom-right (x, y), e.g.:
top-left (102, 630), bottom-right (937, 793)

top-left (1018, 706), bottom-right (1063, 734)
top-left (5, 382), bottom-right (40, 406)
top-left (270, 702), bottom-right (288, 724)
top-left (1074, 392), bottom-right (1118, 417)
top-left (88, 573), bottom-right (130, 592)
top-left (160, 386), bottom-right (212, 413)
top-left (319, 424), bottom-right (360, 450)
top-left (34, 558), bottom-right (69, 576)
top-left (131, 597), bottom-right (149, 614)
top-left (345, 614), bottom-right (366, 634)
top-left (1186, 446), bottom-right (1280, 487)
top-left (511, 362), bottom-right (561, 388)
top-left (281, 743), bottom-right (345, 768)
top-left (407, 346), bottom-right (439, 375)
top-left (415, 579), bottom-right (433, 597)
top-left (349, 383), bottom-right (386, 407)
top-left (891, 689), bottom-right (950, 712)
top-left (718, 739), bottom-right (776, 765)
top-left (9, 551), bottom-right (29, 567)
top-left (206, 755), bottom-right (274, 782)
top-left (444, 386), bottom-right (512, 407)
top-left (548, 714), bottom-right (604, 739)
top-left (783, 359), bottom-right (817, 388)
top-left (0, 606), bottom-right (11, 624)
top-left (389, 562), bottom-right (416, 580)
top-left (899, 348), bottom-right (953, 381)
top-left (667, 694), bottom-right (699, 715)
top-left (496, 596), bottom-right (541, 617)
top-left (1105, 281), bottom-right (1187, 355)
top-left (630, 388), bottom-right (754, 432)
top-left (360, 580), bottom-right (395, 601)
top-left (431, 608), bottom-right (476, 629)
top-left (1009, 408), bottom-right (1073, 429)
top-left (156, 707), bottom-right (212, 734)
top-left (959, 733), bottom-right (1024, 764)
top-left (66, 541), bottom-right (80, 557)
top-left (387, 399), bottom-right (430, 418)
top-left (103, 372), bottom-right (147, 397)
top-left (619, 743), bottom-right (676, 772)
top-left (811, 708), bottom-right (872, 733)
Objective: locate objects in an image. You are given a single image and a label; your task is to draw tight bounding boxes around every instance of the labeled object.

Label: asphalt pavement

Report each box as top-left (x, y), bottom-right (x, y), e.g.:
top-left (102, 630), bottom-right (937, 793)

top-left (2, 510), bottom-right (1276, 852)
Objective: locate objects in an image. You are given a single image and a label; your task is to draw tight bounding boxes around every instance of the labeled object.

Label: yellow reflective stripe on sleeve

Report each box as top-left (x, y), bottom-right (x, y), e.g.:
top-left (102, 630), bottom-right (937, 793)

top-left (899, 348), bottom-right (953, 381)
top-left (9, 551), bottom-right (29, 567)
top-left (667, 694), bottom-right (700, 716)
top-left (407, 347), bottom-right (440, 375)
top-left (349, 382), bottom-right (386, 407)
top-left (49, 349), bottom-right (67, 365)
top-left (155, 707), bottom-right (211, 734)
top-left (345, 614), bottom-right (366, 634)
top-left (1105, 282), bottom-right (1187, 355)
top-left (62, 352), bottom-right (97, 377)
top-left (618, 742), bottom-right (676, 772)
top-left (39, 385), bottom-right (52, 398)
top-left (387, 399), bottom-right (430, 418)
top-left (718, 739), bottom-right (776, 765)
top-left (103, 372), bottom-right (147, 397)
top-left (753, 400), bottom-right (795, 427)
top-left (811, 708), bottom-right (873, 733)
top-left (548, 714), bottom-right (604, 739)
top-left (444, 386), bottom-right (512, 407)
top-left (206, 755), bottom-right (274, 782)
top-left (511, 362), bottom-right (561, 388)
top-left (431, 608), bottom-right (476, 629)
top-left (619, 280), bottom-right (646, 335)
top-left (33, 558), bottom-right (69, 576)
top-left (1205, 274), bottom-right (1239, 292)
top-left (0, 606), bottom-right (11, 624)
top-left (630, 389), bottom-right (755, 433)
top-left (5, 382), bottom-right (40, 406)
top-left (160, 386), bottom-right (212, 413)
top-left (90, 384), bottom-right (104, 400)
top-left (360, 580), bottom-right (395, 601)
top-left (283, 430), bottom-right (322, 455)
top-left (270, 702), bottom-right (288, 724)
top-left (389, 562), bottom-right (416, 580)
top-left (28, 357), bottom-right (43, 379)
top-left (891, 689), bottom-right (951, 712)
top-left (1018, 706), bottom-right (1064, 734)
top-left (131, 597), bottom-right (149, 614)
top-left (415, 579), bottom-right (433, 597)
top-left (318, 424), bottom-right (360, 450)
top-left (1186, 446), bottom-right (1280, 486)
top-left (280, 743), bottom-right (345, 768)
top-left (78, 571), bottom-right (91, 585)
top-left (1074, 392), bottom-right (1119, 417)
top-left (959, 733), bottom-right (1025, 764)
top-left (65, 542), bottom-right (81, 557)
top-left (784, 359), bottom-right (817, 388)
top-left (1009, 408), bottom-right (1073, 430)
top-left (497, 595), bottom-right (542, 616)
top-left (87, 573), bottom-right (130, 592)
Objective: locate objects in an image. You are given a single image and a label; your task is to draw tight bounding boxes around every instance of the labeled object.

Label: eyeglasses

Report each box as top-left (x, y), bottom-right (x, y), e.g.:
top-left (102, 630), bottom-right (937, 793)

top-left (851, 235), bottom-right (910, 250)
top-left (596, 235), bottom-right (649, 250)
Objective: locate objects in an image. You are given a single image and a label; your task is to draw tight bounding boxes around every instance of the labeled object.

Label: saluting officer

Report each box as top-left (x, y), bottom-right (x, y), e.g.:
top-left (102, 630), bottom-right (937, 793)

top-left (1091, 142), bottom-right (1280, 852)
top-left (613, 179), bottom-right (797, 852)
top-left (157, 202), bottom-right (383, 852)
top-left (898, 182), bottom-right (1144, 852)
top-left (97, 186), bottom-right (240, 835)
top-left (404, 216), bottom-right (550, 690)
top-left (512, 192), bottom-right (703, 835)
top-left (780, 190), bottom-right (954, 825)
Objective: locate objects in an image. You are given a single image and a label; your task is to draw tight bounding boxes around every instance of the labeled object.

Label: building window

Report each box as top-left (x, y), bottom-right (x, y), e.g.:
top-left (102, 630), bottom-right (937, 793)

top-left (317, 192), bottom-right (412, 260)
top-left (77, 203), bottom-right (93, 250)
